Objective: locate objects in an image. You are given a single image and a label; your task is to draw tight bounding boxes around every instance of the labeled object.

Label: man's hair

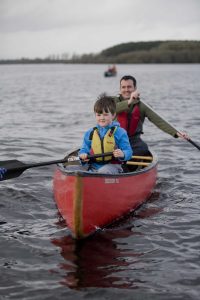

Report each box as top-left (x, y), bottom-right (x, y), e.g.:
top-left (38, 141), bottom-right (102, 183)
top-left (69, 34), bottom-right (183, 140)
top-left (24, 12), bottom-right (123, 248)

top-left (94, 93), bottom-right (116, 115)
top-left (120, 75), bottom-right (137, 88)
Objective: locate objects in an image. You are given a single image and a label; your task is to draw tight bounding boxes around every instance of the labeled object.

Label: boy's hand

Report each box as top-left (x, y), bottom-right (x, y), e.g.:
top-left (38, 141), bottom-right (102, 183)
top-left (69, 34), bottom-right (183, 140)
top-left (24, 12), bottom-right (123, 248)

top-left (113, 149), bottom-right (124, 159)
top-left (79, 153), bottom-right (89, 161)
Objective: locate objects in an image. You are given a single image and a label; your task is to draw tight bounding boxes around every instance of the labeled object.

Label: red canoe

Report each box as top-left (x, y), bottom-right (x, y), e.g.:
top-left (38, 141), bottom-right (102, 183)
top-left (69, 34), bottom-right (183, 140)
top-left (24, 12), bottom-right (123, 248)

top-left (53, 152), bottom-right (158, 239)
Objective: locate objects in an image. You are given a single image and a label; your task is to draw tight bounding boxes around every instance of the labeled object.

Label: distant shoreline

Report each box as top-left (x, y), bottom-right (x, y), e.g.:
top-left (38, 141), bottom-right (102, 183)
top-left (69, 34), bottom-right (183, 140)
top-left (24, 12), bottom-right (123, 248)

top-left (0, 61), bottom-right (199, 65)
top-left (1, 40), bottom-right (200, 64)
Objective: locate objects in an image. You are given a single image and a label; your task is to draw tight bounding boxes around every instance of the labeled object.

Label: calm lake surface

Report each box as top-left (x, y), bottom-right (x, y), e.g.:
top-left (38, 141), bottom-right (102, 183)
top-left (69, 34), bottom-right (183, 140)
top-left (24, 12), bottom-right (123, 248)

top-left (0, 64), bottom-right (200, 300)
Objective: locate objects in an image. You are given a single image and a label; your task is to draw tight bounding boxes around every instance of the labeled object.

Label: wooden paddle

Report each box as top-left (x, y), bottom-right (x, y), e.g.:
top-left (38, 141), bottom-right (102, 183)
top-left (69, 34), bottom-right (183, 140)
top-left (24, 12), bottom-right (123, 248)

top-left (0, 152), bottom-right (114, 182)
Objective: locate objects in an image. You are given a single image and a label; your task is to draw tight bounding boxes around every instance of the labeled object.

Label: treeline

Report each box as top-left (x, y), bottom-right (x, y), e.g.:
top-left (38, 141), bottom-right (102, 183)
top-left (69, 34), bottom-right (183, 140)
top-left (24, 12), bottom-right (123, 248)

top-left (0, 40), bottom-right (200, 64)
top-left (71, 40), bottom-right (200, 64)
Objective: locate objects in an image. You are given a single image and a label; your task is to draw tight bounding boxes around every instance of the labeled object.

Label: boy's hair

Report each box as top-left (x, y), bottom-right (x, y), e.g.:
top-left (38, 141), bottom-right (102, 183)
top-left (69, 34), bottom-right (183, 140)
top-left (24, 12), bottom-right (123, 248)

top-left (120, 75), bottom-right (137, 88)
top-left (94, 93), bottom-right (116, 115)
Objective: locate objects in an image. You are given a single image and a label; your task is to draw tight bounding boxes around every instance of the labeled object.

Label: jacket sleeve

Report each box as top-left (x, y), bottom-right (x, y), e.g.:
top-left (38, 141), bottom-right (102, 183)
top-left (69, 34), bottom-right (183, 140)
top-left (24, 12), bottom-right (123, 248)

top-left (141, 101), bottom-right (178, 137)
top-left (113, 96), bottom-right (130, 113)
top-left (115, 128), bottom-right (133, 161)
top-left (116, 100), bottom-right (129, 113)
top-left (78, 130), bottom-right (92, 155)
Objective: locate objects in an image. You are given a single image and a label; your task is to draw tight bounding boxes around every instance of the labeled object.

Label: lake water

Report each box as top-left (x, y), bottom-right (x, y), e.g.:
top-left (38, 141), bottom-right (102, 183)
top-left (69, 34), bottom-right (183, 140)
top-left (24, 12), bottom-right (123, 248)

top-left (0, 64), bottom-right (200, 300)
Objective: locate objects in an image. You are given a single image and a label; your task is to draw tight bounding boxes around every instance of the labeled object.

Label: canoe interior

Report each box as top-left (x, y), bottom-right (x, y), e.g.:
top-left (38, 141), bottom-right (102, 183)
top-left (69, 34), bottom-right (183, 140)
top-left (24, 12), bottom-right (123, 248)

top-left (53, 151), bottom-right (158, 239)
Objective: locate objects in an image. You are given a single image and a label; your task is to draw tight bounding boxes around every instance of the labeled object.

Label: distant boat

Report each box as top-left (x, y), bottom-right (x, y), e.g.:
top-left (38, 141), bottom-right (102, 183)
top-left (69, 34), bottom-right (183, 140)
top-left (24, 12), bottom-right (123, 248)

top-left (104, 65), bottom-right (117, 77)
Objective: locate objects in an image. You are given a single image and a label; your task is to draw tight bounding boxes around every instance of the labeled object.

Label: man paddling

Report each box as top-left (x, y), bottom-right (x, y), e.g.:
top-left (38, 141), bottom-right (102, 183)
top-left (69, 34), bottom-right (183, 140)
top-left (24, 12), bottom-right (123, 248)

top-left (113, 75), bottom-right (189, 155)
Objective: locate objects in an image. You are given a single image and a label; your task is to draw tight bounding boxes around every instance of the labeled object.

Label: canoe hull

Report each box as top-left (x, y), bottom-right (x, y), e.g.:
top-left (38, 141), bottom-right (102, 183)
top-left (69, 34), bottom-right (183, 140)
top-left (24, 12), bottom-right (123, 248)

top-left (53, 159), bottom-right (157, 239)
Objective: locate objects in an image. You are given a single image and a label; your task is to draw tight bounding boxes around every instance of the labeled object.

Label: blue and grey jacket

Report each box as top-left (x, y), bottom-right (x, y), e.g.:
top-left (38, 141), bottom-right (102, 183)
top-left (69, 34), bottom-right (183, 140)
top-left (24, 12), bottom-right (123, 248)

top-left (79, 121), bottom-right (133, 170)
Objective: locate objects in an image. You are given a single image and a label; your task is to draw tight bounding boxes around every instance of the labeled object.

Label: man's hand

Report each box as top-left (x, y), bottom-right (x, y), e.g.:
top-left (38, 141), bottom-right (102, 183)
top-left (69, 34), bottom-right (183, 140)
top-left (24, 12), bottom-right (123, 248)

top-left (177, 131), bottom-right (190, 140)
top-left (128, 90), bottom-right (140, 106)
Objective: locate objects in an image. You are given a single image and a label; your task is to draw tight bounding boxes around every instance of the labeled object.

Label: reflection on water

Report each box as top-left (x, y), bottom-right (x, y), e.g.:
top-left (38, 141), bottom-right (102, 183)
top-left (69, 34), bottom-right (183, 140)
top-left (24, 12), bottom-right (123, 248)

top-left (51, 192), bottom-right (162, 290)
top-left (52, 228), bottom-right (145, 289)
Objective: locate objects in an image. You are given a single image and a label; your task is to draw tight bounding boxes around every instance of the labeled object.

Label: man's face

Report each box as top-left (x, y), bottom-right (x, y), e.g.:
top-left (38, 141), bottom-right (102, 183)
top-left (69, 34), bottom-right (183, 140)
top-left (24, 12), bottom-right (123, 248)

top-left (120, 79), bottom-right (136, 99)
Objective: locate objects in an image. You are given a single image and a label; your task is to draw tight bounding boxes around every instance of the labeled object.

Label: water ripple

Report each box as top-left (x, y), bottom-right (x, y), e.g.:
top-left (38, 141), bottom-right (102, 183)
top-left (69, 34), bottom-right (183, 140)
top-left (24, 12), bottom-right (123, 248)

top-left (0, 64), bottom-right (200, 300)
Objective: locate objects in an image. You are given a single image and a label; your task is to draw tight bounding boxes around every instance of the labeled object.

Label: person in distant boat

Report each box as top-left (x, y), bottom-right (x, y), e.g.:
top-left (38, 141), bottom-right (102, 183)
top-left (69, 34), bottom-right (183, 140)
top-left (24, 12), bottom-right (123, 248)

top-left (110, 64), bottom-right (117, 74)
top-left (113, 75), bottom-right (189, 155)
top-left (104, 65), bottom-right (117, 77)
top-left (78, 93), bottom-right (132, 174)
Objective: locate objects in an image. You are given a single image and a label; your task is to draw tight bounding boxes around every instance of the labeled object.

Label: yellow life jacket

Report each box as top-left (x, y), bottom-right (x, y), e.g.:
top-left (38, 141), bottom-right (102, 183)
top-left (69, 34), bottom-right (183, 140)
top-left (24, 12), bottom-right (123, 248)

top-left (90, 127), bottom-right (117, 162)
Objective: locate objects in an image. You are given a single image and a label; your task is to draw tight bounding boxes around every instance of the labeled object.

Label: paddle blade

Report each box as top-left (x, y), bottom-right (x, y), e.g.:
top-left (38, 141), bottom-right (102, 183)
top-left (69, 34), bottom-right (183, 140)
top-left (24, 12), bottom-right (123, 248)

top-left (0, 152), bottom-right (115, 182)
top-left (0, 160), bottom-right (27, 181)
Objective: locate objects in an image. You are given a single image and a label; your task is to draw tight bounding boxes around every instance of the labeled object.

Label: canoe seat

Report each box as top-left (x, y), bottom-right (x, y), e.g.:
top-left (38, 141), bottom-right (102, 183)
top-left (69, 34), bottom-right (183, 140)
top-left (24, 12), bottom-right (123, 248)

top-left (124, 154), bottom-right (153, 173)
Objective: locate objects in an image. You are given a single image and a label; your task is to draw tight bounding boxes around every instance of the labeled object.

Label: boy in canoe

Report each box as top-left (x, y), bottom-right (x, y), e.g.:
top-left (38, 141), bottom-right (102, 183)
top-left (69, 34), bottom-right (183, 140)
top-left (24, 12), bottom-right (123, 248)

top-left (78, 93), bottom-right (133, 174)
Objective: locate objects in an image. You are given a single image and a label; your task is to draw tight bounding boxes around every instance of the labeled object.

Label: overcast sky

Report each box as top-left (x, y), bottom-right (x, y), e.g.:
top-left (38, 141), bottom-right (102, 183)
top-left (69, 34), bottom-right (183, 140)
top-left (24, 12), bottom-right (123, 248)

top-left (0, 0), bottom-right (199, 59)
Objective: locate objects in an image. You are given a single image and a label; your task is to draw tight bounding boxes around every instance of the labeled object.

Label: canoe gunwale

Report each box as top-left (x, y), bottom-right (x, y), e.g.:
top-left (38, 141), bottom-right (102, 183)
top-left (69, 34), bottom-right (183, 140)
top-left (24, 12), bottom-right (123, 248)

top-left (56, 151), bottom-right (158, 178)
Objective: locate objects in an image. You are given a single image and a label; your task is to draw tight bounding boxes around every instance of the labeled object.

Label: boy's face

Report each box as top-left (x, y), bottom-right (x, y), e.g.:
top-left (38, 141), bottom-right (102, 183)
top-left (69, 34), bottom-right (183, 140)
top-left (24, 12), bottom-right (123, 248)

top-left (120, 79), bottom-right (136, 99)
top-left (95, 110), bottom-right (115, 127)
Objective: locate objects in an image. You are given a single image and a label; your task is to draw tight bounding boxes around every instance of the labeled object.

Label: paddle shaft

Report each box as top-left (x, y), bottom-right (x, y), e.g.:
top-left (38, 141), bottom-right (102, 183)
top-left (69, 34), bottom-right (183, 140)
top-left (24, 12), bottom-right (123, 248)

top-left (187, 139), bottom-right (200, 151)
top-left (24, 152), bottom-right (115, 168)
top-left (142, 100), bottom-right (200, 152)
top-left (0, 152), bottom-right (113, 181)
